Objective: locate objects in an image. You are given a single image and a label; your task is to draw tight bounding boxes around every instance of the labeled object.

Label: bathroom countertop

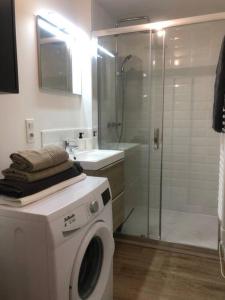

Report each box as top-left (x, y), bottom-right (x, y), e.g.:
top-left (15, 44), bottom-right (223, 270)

top-left (101, 142), bottom-right (140, 153)
top-left (71, 149), bottom-right (124, 170)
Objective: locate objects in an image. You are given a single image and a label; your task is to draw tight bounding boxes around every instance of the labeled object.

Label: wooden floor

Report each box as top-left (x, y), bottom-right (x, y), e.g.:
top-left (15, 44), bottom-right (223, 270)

top-left (113, 241), bottom-right (225, 300)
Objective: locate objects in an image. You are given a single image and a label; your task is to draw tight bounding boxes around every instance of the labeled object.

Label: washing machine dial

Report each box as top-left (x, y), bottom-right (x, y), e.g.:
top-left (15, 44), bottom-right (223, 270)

top-left (89, 200), bottom-right (99, 214)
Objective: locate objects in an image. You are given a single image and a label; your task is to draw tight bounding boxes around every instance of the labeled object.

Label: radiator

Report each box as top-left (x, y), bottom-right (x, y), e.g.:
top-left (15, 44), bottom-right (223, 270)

top-left (219, 134), bottom-right (225, 257)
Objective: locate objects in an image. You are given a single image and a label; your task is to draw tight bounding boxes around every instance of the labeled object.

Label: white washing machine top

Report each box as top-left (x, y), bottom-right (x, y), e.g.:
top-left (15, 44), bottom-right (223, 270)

top-left (0, 176), bottom-right (111, 226)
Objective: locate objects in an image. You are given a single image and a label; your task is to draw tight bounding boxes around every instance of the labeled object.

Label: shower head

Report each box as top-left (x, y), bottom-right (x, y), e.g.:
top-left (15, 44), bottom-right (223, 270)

top-left (120, 54), bottom-right (133, 73)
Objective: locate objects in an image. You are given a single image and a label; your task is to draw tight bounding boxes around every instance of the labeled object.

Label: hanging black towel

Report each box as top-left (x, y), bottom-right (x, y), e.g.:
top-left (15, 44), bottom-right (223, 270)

top-left (213, 36), bottom-right (225, 132)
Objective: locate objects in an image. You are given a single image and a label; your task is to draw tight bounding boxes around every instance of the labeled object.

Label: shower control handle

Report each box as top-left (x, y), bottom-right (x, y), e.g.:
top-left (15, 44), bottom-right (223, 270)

top-left (153, 128), bottom-right (160, 150)
top-left (107, 122), bottom-right (122, 128)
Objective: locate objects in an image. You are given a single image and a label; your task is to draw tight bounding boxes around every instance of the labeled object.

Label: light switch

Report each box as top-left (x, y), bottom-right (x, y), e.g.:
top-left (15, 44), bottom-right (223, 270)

top-left (25, 119), bottom-right (35, 144)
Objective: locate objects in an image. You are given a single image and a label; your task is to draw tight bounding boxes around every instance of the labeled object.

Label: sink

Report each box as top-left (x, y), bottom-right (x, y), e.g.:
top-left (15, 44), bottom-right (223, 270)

top-left (104, 142), bottom-right (140, 152)
top-left (71, 149), bottom-right (124, 170)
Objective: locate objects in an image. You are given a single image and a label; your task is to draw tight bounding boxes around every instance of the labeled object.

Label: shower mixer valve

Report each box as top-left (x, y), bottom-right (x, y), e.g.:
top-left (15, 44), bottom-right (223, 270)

top-left (107, 122), bottom-right (122, 128)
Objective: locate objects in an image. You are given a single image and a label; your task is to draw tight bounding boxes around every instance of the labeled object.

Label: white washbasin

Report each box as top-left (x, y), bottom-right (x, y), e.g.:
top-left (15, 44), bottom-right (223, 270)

top-left (71, 149), bottom-right (124, 170)
top-left (101, 142), bottom-right (140, 153)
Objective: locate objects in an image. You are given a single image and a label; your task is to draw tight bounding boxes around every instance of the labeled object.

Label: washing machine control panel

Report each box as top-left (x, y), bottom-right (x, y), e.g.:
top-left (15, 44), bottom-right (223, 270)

top-left (64, 213), bottom-right (76, 229)
top-left (62, 194), bottom-right (105, 233)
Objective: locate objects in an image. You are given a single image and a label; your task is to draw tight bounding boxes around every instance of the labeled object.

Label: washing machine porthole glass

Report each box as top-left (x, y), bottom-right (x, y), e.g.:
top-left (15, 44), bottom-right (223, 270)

top-left (78, 236), bottom-right (103, 299)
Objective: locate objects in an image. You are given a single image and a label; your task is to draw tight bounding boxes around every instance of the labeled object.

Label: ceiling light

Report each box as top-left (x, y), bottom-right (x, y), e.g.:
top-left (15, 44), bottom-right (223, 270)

top-left (38, 10), bottom-right (89, 41)
top-left (37, 18), bottom-right (71, 45)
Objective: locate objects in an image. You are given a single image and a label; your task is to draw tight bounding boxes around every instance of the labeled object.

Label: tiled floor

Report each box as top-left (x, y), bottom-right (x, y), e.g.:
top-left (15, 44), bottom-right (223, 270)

top-left (122, 205), bottom-right (218, 249)
top-left (161, 209), bottom-right (218, 249)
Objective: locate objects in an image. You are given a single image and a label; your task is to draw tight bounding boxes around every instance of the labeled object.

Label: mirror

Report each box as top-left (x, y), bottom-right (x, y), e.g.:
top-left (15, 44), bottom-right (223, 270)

top-left (36, 16), bottom-right (82, 95)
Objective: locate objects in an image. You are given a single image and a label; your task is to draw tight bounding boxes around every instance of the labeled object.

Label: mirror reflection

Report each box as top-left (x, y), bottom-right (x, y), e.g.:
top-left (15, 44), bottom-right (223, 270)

top-left (36, 16), bottom-right (82, 95)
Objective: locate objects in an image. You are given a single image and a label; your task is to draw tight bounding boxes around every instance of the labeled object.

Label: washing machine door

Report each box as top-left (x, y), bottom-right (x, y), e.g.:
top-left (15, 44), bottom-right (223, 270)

top-left (70, 221), bottom-right (114, 300)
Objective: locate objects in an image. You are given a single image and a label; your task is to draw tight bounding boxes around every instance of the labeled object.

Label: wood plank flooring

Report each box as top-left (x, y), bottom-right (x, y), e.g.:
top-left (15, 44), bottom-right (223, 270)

top-left (113, 241), bottom-right (225, 300)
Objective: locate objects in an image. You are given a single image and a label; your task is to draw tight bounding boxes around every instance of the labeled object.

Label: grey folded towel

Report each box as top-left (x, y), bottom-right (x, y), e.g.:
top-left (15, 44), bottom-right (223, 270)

top-left (10, 145), bottom-right (69, 172)
top-left (2, 160), bottom-right (74, 182)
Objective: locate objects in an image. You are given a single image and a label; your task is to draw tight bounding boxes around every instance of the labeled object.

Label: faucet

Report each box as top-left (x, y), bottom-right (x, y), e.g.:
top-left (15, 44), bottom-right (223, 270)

top-left (64, 139), bottom-right (79, 154)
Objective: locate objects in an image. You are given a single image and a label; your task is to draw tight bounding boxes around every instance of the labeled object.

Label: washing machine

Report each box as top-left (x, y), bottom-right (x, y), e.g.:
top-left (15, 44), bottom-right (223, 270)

top-left (0, 176), bottom-right (114, 300)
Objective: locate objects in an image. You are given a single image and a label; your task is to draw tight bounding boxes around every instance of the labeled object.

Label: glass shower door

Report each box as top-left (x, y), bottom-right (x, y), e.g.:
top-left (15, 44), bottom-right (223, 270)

top-left (148, 31), bottom-right (165, 239)
top-left (115, 32), bottom-right (151, 237)
top-left (161, 20), bottom-right (223, 249)
top-left (97, 35), bottom-right (117, 147)
top-left (97, 30), bottom-right (164, 239)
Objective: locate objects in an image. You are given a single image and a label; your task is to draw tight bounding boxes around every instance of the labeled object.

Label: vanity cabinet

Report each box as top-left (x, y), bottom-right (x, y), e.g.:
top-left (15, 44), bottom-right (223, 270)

top-left (85, 159), bottom-right (125, 231)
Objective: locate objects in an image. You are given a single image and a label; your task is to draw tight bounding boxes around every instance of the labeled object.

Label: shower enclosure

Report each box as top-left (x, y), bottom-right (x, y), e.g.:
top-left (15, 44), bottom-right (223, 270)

top-left (93, 13), bottom-right (225, 249)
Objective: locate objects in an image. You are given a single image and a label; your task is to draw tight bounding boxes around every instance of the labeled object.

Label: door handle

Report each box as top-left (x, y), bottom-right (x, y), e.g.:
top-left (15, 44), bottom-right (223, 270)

top-left (153, 128), bottom-right (160, 150)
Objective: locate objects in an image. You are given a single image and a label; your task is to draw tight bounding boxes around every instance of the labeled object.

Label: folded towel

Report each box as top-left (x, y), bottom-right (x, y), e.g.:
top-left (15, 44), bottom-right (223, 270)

top-left (10, 145), bottom-right (69, 172)
top-left (0, 173), bottom-right (87, 207)
top-left (0, 163), bottom-right (82, 198)
top-left (2, 160), bottom-right (74, 183)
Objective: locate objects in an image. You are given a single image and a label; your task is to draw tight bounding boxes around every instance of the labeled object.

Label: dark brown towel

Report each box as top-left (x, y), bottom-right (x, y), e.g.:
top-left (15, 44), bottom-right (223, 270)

top-left (2, 160), bottom-right (74, 182)
top-left (0, 163), bottom-right (83, 198)
top-left (10, 145), bottom-right (69, 172)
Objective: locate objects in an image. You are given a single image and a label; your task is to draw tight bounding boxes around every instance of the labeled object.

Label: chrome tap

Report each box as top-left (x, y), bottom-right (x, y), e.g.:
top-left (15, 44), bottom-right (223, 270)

top-left (64, 139), bottom-right (79, 154)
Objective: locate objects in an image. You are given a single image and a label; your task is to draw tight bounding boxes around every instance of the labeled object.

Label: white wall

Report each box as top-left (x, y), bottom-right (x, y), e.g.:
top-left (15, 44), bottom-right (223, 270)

top-left (92, 0), bottom-right (116, 31)
top-left (0, 0), bottom-right (92, 173)
top-left (94, 0), bottom-right (225, 27)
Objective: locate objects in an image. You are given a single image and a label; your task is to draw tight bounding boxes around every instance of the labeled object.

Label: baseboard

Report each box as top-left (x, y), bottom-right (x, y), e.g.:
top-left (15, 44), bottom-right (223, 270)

top-left (114, 234), bottom-right (219, 260)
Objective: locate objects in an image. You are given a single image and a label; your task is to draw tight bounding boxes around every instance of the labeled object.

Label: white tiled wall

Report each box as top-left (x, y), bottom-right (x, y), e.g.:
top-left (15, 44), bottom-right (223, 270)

top-left (41, 128), bottom-right (94, 148)
top-left (162, 20), bottom-right (225, 216)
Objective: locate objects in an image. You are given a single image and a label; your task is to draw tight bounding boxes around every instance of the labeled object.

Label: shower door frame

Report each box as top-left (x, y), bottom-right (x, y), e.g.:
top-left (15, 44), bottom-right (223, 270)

top-left (92, 11), bottom-right (225, 240)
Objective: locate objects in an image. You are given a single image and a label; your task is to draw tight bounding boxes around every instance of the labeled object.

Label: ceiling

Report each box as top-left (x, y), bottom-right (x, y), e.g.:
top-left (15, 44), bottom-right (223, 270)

top-left (96, 0), bottom-right (225, 23)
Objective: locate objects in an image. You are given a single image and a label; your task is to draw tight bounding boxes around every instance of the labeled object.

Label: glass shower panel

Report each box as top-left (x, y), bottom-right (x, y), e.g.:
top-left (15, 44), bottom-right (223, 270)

top-left (97, 31), bottom-right (162, 238)
top-left (97, 36), bottom-right (117, 145)
top-left (116, 32), bottom-right (150, 237)
top-left (148, 31), bottom-right (165, 239)
top-left (161, 20), bottom-right (224, 249)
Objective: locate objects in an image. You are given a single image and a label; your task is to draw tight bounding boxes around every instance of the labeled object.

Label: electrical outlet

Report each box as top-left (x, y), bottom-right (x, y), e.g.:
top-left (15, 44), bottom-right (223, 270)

top-left (25, 119), bottom-right (35, 144)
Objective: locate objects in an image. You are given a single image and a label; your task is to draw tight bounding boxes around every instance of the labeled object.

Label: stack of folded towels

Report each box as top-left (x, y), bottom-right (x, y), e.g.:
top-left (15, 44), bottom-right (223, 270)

top-left (0, 145), bottom-right (85, 206)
